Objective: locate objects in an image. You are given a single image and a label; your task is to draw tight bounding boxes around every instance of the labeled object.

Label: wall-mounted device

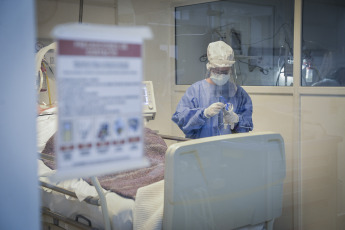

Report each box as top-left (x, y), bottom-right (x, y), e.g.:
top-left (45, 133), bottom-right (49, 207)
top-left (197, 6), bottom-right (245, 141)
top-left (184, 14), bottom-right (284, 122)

top-left (142, 81), bottom-right (156, 121)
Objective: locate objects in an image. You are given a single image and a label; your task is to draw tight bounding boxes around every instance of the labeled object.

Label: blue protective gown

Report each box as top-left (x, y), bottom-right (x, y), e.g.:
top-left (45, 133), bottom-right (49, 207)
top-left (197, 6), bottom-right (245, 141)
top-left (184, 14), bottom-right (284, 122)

top-left (172, 79), bottom-right (253, 139)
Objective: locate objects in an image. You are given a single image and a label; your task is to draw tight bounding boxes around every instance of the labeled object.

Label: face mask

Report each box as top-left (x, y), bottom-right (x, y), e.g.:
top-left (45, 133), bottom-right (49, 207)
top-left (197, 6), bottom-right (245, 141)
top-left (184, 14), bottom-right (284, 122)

top-left (210, 72), bottom-right (230, 86)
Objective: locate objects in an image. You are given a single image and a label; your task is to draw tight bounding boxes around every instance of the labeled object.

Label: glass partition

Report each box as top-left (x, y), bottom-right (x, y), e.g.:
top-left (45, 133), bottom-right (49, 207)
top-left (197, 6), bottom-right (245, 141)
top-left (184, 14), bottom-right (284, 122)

top-left (175, 0), bottom-right (294, 86)
top-left (33, 1), bottom-right (345, 230)
top-left (302, 0), bottom-right (345, 86)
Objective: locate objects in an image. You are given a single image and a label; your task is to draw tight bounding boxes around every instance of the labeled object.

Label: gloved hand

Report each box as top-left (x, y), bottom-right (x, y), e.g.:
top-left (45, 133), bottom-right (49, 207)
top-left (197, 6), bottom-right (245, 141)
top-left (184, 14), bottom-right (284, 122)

top-left (204, 102), bottom-right (225, 118)
top-left (223, 105), bottom-right (239, 130)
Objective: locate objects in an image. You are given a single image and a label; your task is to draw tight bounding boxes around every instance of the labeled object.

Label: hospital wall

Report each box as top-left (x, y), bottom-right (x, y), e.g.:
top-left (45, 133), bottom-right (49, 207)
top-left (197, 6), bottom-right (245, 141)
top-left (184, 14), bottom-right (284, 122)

top-left (35, 0), bottom-right (345, 229)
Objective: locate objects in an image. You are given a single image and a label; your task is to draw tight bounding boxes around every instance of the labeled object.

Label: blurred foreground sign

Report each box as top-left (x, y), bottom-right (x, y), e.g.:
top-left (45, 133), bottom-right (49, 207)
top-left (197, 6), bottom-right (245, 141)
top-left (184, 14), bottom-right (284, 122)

top-left (51, 23), bottom-right (151, 181)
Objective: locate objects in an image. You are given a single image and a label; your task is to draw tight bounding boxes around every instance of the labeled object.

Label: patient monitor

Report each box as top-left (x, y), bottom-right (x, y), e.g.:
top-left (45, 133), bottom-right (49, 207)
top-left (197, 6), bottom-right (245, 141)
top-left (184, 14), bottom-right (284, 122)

top-left (142, 81), bottom-right (157, 121)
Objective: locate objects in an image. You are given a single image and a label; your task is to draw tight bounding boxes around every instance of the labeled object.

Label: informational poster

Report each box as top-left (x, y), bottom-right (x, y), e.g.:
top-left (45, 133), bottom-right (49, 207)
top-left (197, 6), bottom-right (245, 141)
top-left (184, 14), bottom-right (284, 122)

top-left (52, 23), bottom-right (151, 181)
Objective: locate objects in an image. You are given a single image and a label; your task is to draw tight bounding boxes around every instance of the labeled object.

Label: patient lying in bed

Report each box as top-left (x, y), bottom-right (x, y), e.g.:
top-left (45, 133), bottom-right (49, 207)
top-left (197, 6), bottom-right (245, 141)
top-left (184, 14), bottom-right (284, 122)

top-left (41, 127), bottom-right (167, 199)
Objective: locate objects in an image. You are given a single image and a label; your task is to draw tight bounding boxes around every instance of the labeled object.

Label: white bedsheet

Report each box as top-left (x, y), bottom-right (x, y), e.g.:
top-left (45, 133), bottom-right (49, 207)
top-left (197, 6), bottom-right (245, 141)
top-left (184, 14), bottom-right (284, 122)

top-left (133, 180), bottom-right (264, 230)
top-left (134, 180), bottom-right (164, 230)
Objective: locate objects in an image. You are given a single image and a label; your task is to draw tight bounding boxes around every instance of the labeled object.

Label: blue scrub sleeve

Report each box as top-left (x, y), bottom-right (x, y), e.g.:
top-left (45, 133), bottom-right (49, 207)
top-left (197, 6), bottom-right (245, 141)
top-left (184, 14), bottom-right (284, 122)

top-left (232, 88), bottom-right (253, 133)
top-left (172, 88), bottom-right (208, 138)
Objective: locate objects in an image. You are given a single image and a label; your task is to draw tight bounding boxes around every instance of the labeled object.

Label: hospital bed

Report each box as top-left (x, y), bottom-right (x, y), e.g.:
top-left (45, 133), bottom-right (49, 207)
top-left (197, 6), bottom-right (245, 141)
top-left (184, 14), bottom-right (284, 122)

top-left (36, 41), bottom-right (286, 229)
top-left (38, 112), bottom-right (286, 230)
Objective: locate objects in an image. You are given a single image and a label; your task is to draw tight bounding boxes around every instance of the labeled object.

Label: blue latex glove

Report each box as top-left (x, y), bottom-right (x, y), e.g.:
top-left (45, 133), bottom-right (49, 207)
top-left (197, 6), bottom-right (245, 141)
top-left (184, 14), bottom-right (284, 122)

top-left (204, 102), bottom-right (225, 118)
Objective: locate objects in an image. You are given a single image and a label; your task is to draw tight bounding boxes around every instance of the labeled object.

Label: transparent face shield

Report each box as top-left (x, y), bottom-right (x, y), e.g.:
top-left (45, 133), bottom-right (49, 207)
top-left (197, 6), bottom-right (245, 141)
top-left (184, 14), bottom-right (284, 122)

top-left (206, 67), bottom-right (237, 99)
top-left (205, 67), bottom-right (238, 135)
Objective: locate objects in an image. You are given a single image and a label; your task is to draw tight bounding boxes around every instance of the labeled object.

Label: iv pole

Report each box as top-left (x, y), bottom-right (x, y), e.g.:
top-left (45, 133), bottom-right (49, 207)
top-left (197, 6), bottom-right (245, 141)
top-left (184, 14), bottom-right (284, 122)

top-left (79, 0), bottom-right (83, 23)
top-left (78, 1), bottom-right (111, 230)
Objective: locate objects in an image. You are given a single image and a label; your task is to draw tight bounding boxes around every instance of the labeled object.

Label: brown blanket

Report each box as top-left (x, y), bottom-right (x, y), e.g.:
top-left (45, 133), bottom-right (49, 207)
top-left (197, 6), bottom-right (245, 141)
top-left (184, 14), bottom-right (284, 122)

top-left (42, 127), bottom-right (167, 199)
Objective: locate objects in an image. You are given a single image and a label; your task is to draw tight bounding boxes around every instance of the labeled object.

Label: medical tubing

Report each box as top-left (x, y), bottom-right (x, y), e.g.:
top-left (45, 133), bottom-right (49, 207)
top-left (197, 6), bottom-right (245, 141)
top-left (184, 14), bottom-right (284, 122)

top-left (43, 59), bottom-right (54, 74)
top-left (91, 176), bottom-right (111, 230)
top-left (217, 122), bottom-right (224, 135)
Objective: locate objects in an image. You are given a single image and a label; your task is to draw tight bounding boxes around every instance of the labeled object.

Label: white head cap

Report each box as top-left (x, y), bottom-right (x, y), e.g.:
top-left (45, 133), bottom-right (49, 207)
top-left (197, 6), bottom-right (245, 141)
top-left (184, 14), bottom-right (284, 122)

top-left (206, 41), bottom-right (235, 70)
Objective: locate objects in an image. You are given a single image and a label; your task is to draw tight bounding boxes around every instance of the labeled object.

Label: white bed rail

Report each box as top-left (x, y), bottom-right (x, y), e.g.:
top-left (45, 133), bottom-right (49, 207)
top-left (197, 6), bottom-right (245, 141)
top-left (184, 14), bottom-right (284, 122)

top-left (158, 133), bottom-right (191, 142)
top-left (39, 153), bottom-right (111, 230)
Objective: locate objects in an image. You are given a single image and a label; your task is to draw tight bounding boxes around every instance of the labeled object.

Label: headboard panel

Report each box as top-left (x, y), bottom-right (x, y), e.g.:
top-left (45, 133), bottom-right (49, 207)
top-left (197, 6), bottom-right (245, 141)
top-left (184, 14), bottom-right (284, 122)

top-left (163, 132), bottom-right (285, 230)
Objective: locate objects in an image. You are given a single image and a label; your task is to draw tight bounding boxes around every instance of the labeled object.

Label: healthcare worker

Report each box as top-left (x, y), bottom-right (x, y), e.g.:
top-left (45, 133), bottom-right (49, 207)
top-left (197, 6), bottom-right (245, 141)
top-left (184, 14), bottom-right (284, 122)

top-left (172, 41), bottom-right (253, 138)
